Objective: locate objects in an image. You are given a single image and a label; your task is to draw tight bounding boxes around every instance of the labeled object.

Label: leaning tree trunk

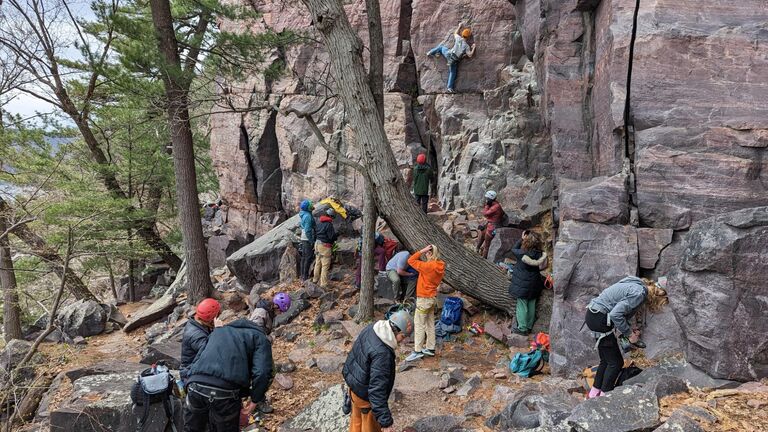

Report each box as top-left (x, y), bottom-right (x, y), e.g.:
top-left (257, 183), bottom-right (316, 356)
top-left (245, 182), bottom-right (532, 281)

top-left (300, 0), bottom-right (514, 314)
top-left (356, 182), bottom-right (377, 322)
top-left (149, 0), bottom-right (213, 304)
top-left (354, 0), bottom-right (384, 322)
top-left (0, 198), bottom-right (96, 301)
top-left (0, 212), bottom-right (22, 341)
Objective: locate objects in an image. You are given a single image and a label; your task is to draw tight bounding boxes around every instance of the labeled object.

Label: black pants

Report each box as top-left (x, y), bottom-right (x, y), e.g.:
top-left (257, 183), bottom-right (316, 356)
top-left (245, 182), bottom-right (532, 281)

top-left (585, 310), bottom-right (623, 392)
top-left (415, 195), bottom-right (429, 213)
top-left (300, 240), bottom-right (315, 280)
top-left (183, 385), bottom-right (240, 432)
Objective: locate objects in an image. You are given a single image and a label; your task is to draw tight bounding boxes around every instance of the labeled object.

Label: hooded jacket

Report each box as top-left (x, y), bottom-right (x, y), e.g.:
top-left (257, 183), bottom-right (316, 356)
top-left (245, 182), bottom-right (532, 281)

top-left (407, 251), bottom-right (446, 298)
top-left (315, 215), bottom-right (338, 244)
top-left (187, 319), bottom-right (273, 402)
top-left (180, 319), bottom-right (211, 380)
top-left (342, 322), bottom-right (396, 428)
top-left (507, 240), bottom-right (547, 300)
top-left (299, 203), bottom-right (316, 243)
top-left (412, 164), bottom-right (433, 196)
top-left (588, 276), bottom-right (648, 337)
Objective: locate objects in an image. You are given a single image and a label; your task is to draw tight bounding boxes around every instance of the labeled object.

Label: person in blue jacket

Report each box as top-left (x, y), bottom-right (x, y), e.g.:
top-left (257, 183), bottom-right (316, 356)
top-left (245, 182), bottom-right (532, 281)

top-left (299, 199), bottom-right (316, 281)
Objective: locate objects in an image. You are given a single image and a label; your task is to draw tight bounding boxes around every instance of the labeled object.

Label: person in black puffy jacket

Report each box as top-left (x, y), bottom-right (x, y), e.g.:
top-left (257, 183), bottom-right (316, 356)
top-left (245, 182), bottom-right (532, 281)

top-left (180, 298), bottom-right (221, 380)
top-left (342, 310), bottom-right (413, 432)
top-left (507, 231), bottom-right (547, 335)
top-left (184, 319), bottom-right (273, 432)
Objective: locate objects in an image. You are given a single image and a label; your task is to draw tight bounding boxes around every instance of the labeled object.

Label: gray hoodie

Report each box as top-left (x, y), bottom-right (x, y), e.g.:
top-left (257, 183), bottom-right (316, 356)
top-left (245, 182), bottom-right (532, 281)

top-left (588, 276), bottom-right (647, 337)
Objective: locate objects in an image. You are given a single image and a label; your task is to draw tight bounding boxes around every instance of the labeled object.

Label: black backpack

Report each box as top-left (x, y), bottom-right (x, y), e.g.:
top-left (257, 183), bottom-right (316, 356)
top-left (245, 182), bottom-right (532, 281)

top-left (130, 363), bottom-right (178, 432)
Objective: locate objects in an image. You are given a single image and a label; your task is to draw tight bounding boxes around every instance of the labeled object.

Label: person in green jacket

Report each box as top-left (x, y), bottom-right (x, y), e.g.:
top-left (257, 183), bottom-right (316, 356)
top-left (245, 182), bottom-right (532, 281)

top-left (412, 153), bottom-right (432, 213)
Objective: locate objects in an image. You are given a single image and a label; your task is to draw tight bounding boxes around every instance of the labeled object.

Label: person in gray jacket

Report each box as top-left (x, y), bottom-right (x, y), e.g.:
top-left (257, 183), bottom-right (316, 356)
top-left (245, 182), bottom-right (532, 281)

top-left (584, 276), bottom-right (668, 398)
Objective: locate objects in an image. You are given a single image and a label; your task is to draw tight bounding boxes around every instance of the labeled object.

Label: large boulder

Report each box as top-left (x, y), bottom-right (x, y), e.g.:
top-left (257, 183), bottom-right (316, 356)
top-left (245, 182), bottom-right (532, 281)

top-left (141, 330), bottom-right (183, 370)
top-left (208, 235), bottom-right (240, 269)
top-left (486, 386), bottom-right (580, 431)
top-left (487, 227), bottom-right (524, 264)
top-left (57, 299), bottom-right (108, 338)
top-left (566, 385), bottom-right (660, 432)
top-left (559, 174), bottom-right (629, 225)
top-left (668, 206), bottom-right (768, 381)
top-left (227, 215), bottom-right (300, 287)
top-left (50, 371), bottom-right (182, 432)
top-left (279, 384), bottom-right (349, 432)
top-left (624, 357), bottom-right (738, 391)
top-left (549, 221), bottom-right (638, 377)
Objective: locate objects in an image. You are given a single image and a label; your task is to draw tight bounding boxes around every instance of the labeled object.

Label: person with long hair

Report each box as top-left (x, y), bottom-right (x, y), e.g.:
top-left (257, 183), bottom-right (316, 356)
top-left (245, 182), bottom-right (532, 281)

top-left (405, 245), bottom-right (446, 362)
top-left (585, 276), bottom-right (668, 398)
top-left (508, 231), bottom-right (547, 335)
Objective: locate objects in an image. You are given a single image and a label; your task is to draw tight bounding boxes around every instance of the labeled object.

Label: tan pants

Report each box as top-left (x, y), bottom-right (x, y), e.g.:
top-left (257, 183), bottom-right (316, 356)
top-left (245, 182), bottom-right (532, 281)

top-left (414, 297), bottom-right (436, 352)
top-left (312, 242), bottom-right (333, 287)
top-left (349, 390), bottom-right (382, 432)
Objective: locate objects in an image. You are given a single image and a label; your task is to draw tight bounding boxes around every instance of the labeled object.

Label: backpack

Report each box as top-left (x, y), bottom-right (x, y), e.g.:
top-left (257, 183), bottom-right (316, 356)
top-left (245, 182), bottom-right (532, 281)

top-left (509, 349), bottom-right (548, 378)
top-left (130, 363), bottom-right (178, 432)
top-left (440, 297), bottom-right (463, 326)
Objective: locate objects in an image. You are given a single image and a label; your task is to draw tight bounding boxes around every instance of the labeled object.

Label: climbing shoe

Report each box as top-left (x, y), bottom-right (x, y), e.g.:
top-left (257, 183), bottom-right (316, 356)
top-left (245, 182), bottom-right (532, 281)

top-left (421, 349), bottom-right (435, 357)
top-left (446, 88), bottom-right (455, 93)
top-left (405, 351), bottom-right (424, 362)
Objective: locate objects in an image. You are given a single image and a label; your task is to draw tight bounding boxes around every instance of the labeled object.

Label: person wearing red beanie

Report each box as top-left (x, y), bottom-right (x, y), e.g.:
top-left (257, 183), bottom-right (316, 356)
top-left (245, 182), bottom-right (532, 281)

top-left (180, 298), bottom-right (221, 381)
top-left (412, 154), bottom-right (432, 213)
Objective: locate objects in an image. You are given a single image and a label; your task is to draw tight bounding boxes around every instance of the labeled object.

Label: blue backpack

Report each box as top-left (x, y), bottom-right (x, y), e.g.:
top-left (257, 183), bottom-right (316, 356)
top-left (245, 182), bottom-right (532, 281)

top-left (509, 349), bottom-right (548, 378)
top-left (440, 297), bottom-right (463, 326)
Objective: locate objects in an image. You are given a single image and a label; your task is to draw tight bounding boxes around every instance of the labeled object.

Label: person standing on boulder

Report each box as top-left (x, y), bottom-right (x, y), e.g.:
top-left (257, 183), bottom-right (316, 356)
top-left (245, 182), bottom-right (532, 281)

top-left (507, 231), bottom-right (547, 335)
top-left (180, 298), bottom-right (221, 381)
top-left (426, 22), bottom-right (477, 93)
top-left (412, 153), bottom-right (432, 213)
top-left (476, 190), bottom-right (504, 259)
top-left (343, 310), bottom-right (413, 432)
top-left (585, 276), bottom-right (668, 398)
top-left (183, 312), bottom-right (273, 431)
top-left (312, 208), bottom-right (338, 288)
top-left (405, 245), bottom-right (445, 362)
top-left (299, 199), bottom-right (316, 281)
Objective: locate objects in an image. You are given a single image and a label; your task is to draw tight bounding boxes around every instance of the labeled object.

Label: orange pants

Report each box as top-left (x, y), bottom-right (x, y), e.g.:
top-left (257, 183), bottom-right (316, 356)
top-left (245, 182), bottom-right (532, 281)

top-left (350, 391), bottom-right (382, 432)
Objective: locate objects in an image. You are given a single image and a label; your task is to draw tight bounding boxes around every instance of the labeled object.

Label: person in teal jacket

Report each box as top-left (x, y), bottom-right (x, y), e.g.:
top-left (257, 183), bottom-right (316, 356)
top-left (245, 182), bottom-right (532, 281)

top-left (299, 199), bottom-right (316, 281)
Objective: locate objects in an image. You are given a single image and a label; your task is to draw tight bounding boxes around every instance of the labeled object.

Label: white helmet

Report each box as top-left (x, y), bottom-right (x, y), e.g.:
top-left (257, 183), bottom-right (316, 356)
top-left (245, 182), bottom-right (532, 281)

top-left (485, 190), bottom-right (497, 200)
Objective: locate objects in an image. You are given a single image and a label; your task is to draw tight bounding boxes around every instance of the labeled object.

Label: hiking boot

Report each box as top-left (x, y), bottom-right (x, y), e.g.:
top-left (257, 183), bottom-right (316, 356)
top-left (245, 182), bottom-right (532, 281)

top-left (258, 399), bottom-right (273, 414)
top-left (512, 328), bottom-right (529, 336)
top-left (405, 351), bottom-right (424, 362)
top-left (421, 349), bottom-right (435, 357)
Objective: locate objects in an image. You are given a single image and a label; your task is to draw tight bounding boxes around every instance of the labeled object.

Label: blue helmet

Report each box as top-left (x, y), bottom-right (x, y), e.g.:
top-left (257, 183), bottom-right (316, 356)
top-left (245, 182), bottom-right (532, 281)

top-left (300, 199), bottom-right (313, 211)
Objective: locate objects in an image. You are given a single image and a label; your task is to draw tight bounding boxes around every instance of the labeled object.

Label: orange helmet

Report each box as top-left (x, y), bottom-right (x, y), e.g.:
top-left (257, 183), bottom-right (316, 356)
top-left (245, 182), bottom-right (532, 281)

top-left (196, 298), bottom-right (221, 322)
top-left (461, 28), bottom-right (471, 39)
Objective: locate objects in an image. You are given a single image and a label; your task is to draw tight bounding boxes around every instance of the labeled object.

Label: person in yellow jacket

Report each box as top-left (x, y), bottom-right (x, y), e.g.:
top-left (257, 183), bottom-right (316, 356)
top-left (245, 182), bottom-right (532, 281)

top-left (405, 245), bottom-right (446, 362)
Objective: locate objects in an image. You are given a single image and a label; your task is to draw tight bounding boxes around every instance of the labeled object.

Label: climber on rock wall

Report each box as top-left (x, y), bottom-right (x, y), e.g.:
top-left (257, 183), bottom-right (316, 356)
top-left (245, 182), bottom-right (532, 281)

top-left (426, 22), bottom-right (477, 93)
top-left (476, 190), bottom-right (504, 259)
top-left (412, 153), bottom-right (433, 213)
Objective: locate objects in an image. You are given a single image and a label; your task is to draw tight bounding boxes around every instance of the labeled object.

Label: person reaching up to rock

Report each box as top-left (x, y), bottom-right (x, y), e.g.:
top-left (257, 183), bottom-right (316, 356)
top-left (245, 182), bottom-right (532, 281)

top-left (313, 208), bottom-right (338, 288)
top-left (405, 245), bottom-right (446, 362)
top-left (507, 231), bottom-right (547, 335)
top-left (180, 298), bottom-right (221, 382)
top-left (412, 153), bottom-right (433, 213)
top-left (343, 309), bottom-right (413, 432)
top-left (476, 190), bottom-right (504, 259)
top-left (426, 22), bottom-right (477, 93)
top-left (183, 307), bottom-right (273, 431)
top-left (585, 276), bottom-right (668, 398)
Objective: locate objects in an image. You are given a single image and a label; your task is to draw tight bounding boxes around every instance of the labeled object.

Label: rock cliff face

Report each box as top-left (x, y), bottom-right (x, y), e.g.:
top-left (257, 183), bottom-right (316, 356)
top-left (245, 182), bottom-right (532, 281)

top-left (210, 0), bottom-right (768, 380)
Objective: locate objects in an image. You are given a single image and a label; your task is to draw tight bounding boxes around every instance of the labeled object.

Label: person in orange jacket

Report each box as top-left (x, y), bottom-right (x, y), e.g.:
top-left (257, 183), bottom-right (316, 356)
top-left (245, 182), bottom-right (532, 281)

top-left (405, 245), bottom-right (446, 362)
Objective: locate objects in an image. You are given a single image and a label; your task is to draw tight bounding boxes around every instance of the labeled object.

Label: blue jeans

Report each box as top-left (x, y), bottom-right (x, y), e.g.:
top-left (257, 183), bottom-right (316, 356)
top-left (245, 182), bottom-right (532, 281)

top-left (428, 45), bottom-right (459, 91)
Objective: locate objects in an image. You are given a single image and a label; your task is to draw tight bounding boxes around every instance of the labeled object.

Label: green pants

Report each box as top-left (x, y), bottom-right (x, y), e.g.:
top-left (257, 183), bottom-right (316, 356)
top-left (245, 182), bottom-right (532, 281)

top-left (516, 298), bottom-right (537, 331)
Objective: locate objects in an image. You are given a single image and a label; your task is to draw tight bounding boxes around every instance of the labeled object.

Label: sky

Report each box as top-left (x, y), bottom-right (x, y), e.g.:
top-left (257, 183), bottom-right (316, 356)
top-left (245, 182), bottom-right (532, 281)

top-left (2, 0), bottom-right (96, 123)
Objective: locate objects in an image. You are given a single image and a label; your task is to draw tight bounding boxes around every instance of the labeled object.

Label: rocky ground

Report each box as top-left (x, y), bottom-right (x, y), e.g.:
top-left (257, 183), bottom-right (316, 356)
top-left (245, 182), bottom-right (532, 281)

top-left (4, 263), bottom-right (766, 432)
